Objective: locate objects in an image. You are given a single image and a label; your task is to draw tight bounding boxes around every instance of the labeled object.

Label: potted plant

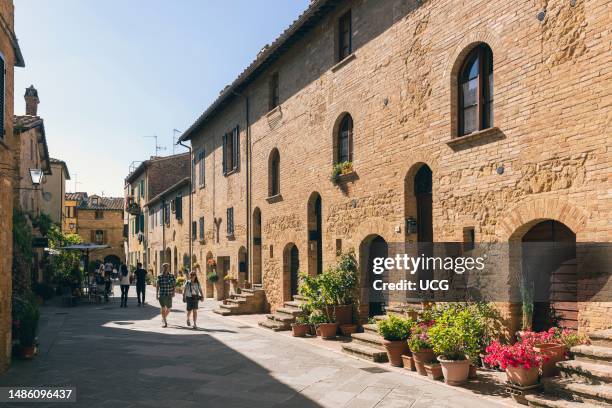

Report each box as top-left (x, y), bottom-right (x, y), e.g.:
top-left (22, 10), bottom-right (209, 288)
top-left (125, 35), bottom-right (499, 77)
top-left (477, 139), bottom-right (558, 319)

top-left (329, 161), bottom-right (354, 184)
top-left (408, 322), bottom-right (435, 375)
top-left (377, 314), bottom-right (413, 367)
top-left (484, 340), bottom-right (542, 386)
top-left (340, 324), bottom-right (358, 336)
top-left (313, 312), bottom-right (337, 339)
top-left (429, 308), bottom-right (482, 386)
top-left (206, 271), bottom-right (219, 283)
top-left (291, 315), bottom-right (309, 337)
top-left (518, 329), bottom-right (563, 377)
top-left (424, 359), bottom-right (443, 380)
top-left (401, 354), bottom-right (416, 371)
top-left (320, 251), bottom-right (358, 327)
top-left (308, 313), bottom-right (327, 337)
top-left (17, 298), bottom-right (40, 359)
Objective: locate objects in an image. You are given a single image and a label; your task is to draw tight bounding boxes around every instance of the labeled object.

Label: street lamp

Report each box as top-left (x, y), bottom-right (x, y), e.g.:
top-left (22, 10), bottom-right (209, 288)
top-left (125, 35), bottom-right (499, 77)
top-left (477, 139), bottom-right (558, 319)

top-left (29, 168), bottom-right (44, 186)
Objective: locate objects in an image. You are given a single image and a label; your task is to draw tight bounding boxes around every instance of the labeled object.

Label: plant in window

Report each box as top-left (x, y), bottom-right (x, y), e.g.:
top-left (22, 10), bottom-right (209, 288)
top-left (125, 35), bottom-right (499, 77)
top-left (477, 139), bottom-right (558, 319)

top-left (330, 161), bottom-right (353, 184)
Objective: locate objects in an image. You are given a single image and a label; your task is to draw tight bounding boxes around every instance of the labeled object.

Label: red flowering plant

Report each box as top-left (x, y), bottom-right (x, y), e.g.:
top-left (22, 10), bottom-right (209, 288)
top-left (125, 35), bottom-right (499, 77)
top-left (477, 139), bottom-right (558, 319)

top-left (407, 321), bottom-right (435, 352)
top-left (517, 328), bottom-right (556, 347)
top-left (484, 340), bottom-right (544, 370)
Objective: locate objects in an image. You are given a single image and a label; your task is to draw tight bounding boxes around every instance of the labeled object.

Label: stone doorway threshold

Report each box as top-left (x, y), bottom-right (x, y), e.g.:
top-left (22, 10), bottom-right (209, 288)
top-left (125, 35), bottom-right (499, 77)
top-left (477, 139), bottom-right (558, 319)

top-left (211, 311), bottom-right (522, 408)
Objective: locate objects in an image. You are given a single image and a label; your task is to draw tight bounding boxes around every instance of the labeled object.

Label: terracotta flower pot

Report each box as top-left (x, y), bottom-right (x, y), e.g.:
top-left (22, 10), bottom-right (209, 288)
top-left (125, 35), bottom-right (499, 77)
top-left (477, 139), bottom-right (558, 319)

top-left (412, 349), bottom-right (434, 376)
top-left (318, 323), bottom-right (339, 339)
top-left (506, 365), bottom-right (539, 386)
top-left (438, 357), bottom-right (470, 386)
top-left (401, 354), bottom-right (416, 371)
top-left (382, 339), bottom-right (409, 367)
top-left (291, 323), bottom-right (308, 337)
top-left (534, 343), bottom-right (564, 377)
top-left (324, 304), bottom-right (353, 328)
top-left (19, 345), bottom-right (37, 360)
top-left (425, 362), bottom-right (443, 380)
top-left (339, 324), bottom-right (358, 336)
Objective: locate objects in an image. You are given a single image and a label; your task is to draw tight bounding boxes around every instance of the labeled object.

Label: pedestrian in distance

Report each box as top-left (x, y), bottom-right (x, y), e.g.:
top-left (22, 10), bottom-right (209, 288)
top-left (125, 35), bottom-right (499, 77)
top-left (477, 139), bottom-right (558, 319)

top-left (183, 271), bottom-right (204, 329)
top-left (134, 262), bottom-right (147, 306)
top-left (119, 263), bottom-right (131, 307)
top-left (156, 263), bottom-right (176, 328)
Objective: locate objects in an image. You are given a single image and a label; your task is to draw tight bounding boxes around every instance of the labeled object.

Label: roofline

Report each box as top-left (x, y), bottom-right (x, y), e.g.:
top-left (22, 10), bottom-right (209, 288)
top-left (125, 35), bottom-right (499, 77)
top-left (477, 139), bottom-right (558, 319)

top-left (179, 0), bottom-right (339, 142)
top-left (145, 177), bottom-right (190, 207)
top-left (125, 152), bottom-right (190, 184)
top-left (0, 13), bottom-right (25, 67)
top-left (50, 159), bottom-right (71, 180)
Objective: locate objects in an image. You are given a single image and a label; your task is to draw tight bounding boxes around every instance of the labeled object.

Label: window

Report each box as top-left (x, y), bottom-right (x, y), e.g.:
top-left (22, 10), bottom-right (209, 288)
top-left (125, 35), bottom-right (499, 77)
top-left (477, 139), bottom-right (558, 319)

top-left (164, 203), bottom-right (170, 225)
top-left (336, 114), bottom-right (353, 163)
top-left (95, 210), bottom-right (104, 219)
top-left (0, 55), bottom-right (4, 139)
top-left (226, 207), bottom-right (234, 236)
top-left (192, 221), bottom-right (197, 241)
top-left (93, 230), bottom-right (104, 244)
top-left (338, 10), bottom-right (352, 61)
top-left (269, 72), bottom-right (279, 110)
top-left (65, 206), bottom-right (75, 218)
top-left (463, 227), bottom-right (475, 252)
top-left (175, 196), bottom-right (183, 220)
top-left (222, 126), bottom-right (239, 175)
top-left (268, 149), bottom-right (280, 197)
top-left (199, 216), bottom-right (205, 240)
top-left (198, 149), bottom-right (205, 187)
top-left (139, 179), bottom-right (145, 198)
top-left (458, 44), bottom-right (493, 136)
top-left (92, 197), bottom-right (99, 205)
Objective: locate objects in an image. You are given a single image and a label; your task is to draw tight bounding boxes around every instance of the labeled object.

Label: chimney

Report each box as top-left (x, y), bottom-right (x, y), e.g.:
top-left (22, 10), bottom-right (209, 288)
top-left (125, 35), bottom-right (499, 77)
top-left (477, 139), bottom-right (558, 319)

top-left (25, 85), bottom-right (39, 116)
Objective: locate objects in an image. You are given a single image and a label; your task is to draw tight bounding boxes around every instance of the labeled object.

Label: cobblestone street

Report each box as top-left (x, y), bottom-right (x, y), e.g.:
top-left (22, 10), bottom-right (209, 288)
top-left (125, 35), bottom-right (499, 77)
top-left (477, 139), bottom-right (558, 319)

top-left (0, 286), bottom-right (517, 408)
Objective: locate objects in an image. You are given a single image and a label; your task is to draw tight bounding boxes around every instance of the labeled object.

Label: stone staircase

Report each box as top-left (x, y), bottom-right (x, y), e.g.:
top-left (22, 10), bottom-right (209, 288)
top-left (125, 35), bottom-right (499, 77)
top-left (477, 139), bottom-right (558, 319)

top-left (213, 287), bottom-right (266, 316)
top-left (258, 295), bottom-right (306, 331)
top-left (526, 328), bottom-right (612, 407)
top-left (341, 321), bottom-right (389, 363)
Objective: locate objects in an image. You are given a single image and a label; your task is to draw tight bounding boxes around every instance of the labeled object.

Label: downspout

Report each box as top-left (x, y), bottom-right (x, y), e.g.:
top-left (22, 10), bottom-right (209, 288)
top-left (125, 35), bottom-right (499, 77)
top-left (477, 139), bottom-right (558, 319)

top-left (178, 140), bottom-right (193, 274)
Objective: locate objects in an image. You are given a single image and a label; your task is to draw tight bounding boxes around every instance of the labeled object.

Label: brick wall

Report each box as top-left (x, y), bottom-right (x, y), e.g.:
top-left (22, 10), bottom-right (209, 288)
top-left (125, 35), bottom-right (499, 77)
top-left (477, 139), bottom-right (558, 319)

top-left (77, 209), bottom-right (125, 265)
top-left (190, 0), bottom-right (609, 329)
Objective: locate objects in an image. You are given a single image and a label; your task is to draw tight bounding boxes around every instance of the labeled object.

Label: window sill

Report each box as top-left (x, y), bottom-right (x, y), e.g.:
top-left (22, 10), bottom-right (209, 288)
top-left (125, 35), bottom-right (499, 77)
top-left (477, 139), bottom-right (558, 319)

top-left (266, 105), bottom-right (282, 118)
top-left (266, 194), bottom-right (283, 204)
top-left (446, 127), bottom-right (502, 149)
top-left (332, 171), bottom-right (358, 185)
top-left (331, 53), bottom-right (356, 72)
top-left (226, 233), bottom-right (235, 241)
top-left (224, 169), bottom-right (239, 177)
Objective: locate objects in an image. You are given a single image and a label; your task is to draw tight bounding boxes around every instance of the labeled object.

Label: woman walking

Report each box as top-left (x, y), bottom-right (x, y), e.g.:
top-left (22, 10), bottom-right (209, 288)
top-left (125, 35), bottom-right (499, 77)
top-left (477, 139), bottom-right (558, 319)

top-left (119, 264), bottom-right (131, 307)
top-left (183, 271), bottom-right (203, 329)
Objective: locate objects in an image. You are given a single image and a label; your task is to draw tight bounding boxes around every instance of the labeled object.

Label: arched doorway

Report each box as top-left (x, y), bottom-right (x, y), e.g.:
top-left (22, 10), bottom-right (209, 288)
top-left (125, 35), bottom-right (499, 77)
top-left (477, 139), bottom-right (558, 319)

top-left (252, 208), bottom-right (262, 285)
top-left (283, 243), bottom-right (300, 300)
top-left (521, 220), bottom-right (577, 331)
top-left (173, 247), bottom-right (178, 275)
top-left (307, 192), bottom-right (323, 275)
top-left (238, 246), bottom-right (247, 283)
top-left (360, 235), bottom-right (389, 318)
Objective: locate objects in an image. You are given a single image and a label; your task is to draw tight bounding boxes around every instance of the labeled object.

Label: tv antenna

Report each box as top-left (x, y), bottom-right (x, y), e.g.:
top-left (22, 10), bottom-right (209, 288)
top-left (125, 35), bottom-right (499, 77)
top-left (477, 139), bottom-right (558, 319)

top-left (72, 173), bottom-right (82, 193)
top-left (172, 129), bottom-right (183, 154)
top-left (144, 135), bottom-right (166, 157)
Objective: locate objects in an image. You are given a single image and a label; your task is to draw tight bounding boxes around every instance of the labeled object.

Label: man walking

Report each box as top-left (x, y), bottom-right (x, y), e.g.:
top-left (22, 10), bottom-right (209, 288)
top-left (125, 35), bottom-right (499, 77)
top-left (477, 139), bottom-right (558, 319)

top-left (156, 263), bottom-right (175, 328)
top-left (134, 262), bottom-right (147, 306)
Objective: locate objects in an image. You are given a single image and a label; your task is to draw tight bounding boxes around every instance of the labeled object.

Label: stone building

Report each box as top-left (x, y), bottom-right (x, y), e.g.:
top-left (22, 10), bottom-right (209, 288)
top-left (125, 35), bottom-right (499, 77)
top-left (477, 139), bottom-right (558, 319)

top-left (0, 0), bottom-right (25, 373)
top-left (179, 0), bottom-right (610, 334)
top-left (124, 153), bottom-right (191, 269)
top-left (145, 177), bottom-right (192, 277)
top-left (75, 194), bottom-right (125, 267)
top-left (41, 158), bottom-right (70, 224)
top-left (63, 192), bottom-right (86, 233)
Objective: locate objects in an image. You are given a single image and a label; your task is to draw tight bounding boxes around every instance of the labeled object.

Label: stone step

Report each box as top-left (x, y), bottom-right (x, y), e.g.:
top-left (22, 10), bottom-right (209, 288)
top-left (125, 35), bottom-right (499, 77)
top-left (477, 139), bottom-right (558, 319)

top-left (213, 308), bottom-right (232, 316)
top-left (341, 342), bottom-right (388, 363)
top-left (226, 298), bottom-right (246, 305)
top-left (293, 295), bottom-right (306, 301)
top-left (571, 345), bottom-right (612, 365)
top-left (589, 329), bottom-right (612, 348)
top-left (231, 293), bottom-right (253, 300)
top-left (270, 313), bottom-right (295, 324)
top-left (526, 394), bottom-right (600, 408)
top-left (258, 319), bottom-right (289, 332)
top-left (543, 377), bottom-right (612, 406)
top-left (283, 300), bottom-right (304, 309)
top-left (276, 307), bottom-right (304, 317)
top-left (220, 303), bottom-right (239, 310)
top-left (363, 324), bottom-right (378, 334)
top-left (350, 332), bottom-right (385, 350)
top-left (558, 360), bottom-right (612, 384)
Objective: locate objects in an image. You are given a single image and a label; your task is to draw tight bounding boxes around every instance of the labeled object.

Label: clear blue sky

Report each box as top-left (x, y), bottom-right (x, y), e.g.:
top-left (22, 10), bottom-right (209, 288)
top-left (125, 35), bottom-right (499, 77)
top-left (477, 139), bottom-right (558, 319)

top-left (14, 0), bottom-right (309, 197)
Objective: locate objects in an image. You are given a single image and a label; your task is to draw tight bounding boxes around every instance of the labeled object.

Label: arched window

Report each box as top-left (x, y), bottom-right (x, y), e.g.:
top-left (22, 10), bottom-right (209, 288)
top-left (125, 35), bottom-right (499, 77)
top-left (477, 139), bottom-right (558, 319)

top-left (458, 44), bottom-right (493, 136)
top-left (268, 149), bottom-right (280, 197)
top-left (336, 114), bottom-right (353, 163)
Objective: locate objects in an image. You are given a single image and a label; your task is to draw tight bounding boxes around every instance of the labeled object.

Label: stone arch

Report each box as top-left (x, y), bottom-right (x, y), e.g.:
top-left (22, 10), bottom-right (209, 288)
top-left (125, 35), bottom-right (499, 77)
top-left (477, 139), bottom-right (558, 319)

top-left (331, 112), bottom-right (354, 164)
top-left (238, 245), bottom-right (247, 283)
top-left (282, 242), bottom-right (300, 302)
top-left (357, 234), bottom-right (389, 321)
top-left (307, 191), bottom-right (323, 276)
top-left (268, 148), bottom-right (280, 197)
top-left (496, 198), bottom-right (588, 242)
top-left (252, 207), bottom-right (262, 284)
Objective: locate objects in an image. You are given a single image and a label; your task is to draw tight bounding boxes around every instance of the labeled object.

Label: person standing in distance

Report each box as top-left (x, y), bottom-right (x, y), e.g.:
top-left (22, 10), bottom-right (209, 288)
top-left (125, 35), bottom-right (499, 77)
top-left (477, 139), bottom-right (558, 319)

top-left (156, 263), bottom-right (175, 327)
top-left (134, 262), bottom-right (147, 306)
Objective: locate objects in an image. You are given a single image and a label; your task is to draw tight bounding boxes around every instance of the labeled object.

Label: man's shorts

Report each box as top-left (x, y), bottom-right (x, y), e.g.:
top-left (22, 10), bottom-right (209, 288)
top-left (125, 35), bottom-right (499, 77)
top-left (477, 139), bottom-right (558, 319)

top-left (159, 295), bottom-right (173, 308)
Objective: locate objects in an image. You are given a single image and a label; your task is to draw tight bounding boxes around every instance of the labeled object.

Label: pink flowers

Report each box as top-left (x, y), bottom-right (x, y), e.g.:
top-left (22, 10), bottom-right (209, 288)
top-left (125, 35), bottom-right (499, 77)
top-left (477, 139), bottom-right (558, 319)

top-left (517, 328), bottom-right (556, 346)
top-left (484, 340), bottom-right (544, 370)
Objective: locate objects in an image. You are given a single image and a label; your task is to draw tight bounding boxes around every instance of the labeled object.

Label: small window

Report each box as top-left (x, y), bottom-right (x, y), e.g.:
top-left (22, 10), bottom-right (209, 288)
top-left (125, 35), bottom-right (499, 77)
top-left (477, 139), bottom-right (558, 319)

top-left (268, 149), bottom-right (280, 197)
top-left (95, 210), bottom-right (104, 219)
top-left (458, 44), bottom-right (493, 136)
top-left (222, 126), bottom-right (239, 175)
top-left (338, 10), bottom-right (352, 61)
top-left (463, 227), bottom-right (475, 252)
top-left (226, 207), bottom-right (234, 236)
top-left (192, 221), bottom-right (197, 241)
top-left (198, 149), bottom-right (205, 187)
top-left (199, 217), bottom-right (205, 240)
top-left (92, 197), bottom-right (99, 205)
top-left (175, 196), bottom-right (183, 220)
top-left (139, 179), bottom-right (145, 198)
top-left (269, 72), bottom-right (279, 110)
top-left (94, 230), bottom-right (104, 244)
top-left (336, 114), bottom-right (353, 163)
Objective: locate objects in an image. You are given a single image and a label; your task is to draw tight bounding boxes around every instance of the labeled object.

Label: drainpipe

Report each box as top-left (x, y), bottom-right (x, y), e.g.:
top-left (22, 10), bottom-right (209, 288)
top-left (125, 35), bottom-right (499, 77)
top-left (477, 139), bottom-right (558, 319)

top-left (233, 90), bottom-right (250, 283)
top-left (178, 140), bottom-right (193, 274)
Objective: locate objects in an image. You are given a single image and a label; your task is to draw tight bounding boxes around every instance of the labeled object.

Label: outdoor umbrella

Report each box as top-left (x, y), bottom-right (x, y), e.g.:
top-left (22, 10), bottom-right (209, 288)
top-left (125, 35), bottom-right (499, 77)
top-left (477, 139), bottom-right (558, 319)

top-left (57, 243), bottom-right (111, 272)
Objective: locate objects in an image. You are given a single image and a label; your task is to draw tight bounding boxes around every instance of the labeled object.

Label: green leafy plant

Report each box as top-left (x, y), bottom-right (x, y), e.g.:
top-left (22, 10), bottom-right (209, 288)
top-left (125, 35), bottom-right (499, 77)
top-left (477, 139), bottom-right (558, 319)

top-left (308, 312), bottom-right (329, 325)
top-left (206, 271), bottom-right (219, 283)
top-left (33, 213), bottom-right (53, 237)
top-left (16, 295), bottom-right (40, 347)
top-left (428, 308), bottom-right (483, 361)
top-left (175, 276), bottom-right (186, 287)
top-left (47, 224), bottom-right (82, 285)
top-left (377, 314), bottom-right (414, 341)
top-left (294, 315), bottom-right (309, 325)
top-left (32, 282), bottom-right (55, 301)
top-left (330, 161), bottom-right (353, 184)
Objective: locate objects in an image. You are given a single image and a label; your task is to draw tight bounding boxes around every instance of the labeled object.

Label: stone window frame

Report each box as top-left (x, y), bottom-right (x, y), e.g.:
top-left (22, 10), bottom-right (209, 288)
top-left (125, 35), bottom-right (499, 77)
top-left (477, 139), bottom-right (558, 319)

top-left (267, 148), bottom-right (281, 201)
top-left (457, 44), bottom-right (494, 137)
top-left (337, 9), bottom-right (352, 62)
top-left (333, 113), bottom-right (354, 165)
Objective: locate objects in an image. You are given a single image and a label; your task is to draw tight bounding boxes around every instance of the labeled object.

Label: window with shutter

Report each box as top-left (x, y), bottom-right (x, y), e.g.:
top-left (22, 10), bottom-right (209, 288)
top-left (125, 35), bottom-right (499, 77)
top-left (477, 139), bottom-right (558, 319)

top-left (199, 216), bottom-right (204, 240)
top-left (90, 230), bottom-right (95, 242)
top-left (226, 207), bottom-right (234, 236)
top-left (338, 10), bottom-right (352, 61)
top-left (139, 214), bottom-right (145, 233)
top-left (192, 221), bottom-right (197, 241)
top-left (232, 126), bottom-right (239, 171)
top-left (175, 196), bottom-right (182, 220)
top-left (222, 133), bottom-right (228, 174)
top-left (198, 150), bottom-right (205, 187)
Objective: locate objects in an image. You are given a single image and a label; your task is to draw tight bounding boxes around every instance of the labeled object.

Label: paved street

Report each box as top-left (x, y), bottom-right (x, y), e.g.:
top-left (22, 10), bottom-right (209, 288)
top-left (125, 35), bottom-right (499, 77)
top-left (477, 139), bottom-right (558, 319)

top-left (1, 286), bottom-right (513, 408)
